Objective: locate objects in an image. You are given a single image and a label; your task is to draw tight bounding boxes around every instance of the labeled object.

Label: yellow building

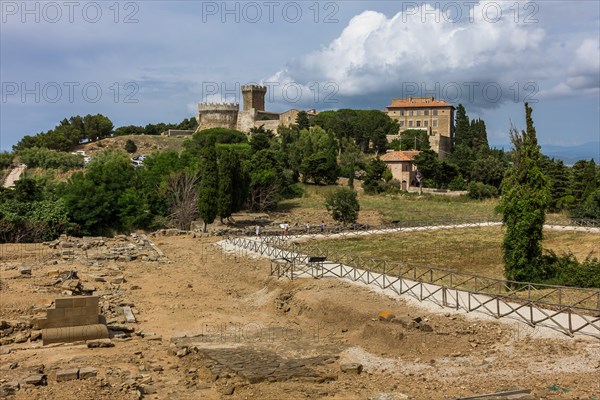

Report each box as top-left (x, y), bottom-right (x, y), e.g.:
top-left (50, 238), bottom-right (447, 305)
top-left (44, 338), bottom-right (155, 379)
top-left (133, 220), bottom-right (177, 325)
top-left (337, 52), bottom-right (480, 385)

top-left (385, 96), bottom-right (455, 158)
top-left (380, 150), bottom-right (421, 191)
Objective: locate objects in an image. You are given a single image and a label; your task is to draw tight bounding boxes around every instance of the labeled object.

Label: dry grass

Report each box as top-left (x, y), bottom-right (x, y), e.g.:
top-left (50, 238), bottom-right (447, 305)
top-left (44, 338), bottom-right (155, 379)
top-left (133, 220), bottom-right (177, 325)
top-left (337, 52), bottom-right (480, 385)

top-left (302, 226), bottom-right (599, 280)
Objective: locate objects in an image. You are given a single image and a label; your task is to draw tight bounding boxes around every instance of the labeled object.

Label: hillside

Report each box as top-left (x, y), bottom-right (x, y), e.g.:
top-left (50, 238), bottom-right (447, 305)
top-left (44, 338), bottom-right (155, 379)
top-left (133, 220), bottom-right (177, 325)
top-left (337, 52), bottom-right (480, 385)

top-left (72, 134), bottom-right (189, 158)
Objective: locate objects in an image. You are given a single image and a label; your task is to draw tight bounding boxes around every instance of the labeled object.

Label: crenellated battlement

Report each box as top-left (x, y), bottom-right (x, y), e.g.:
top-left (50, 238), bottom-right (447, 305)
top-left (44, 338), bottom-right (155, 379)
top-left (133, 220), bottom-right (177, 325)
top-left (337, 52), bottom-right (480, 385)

top-left (241, 85), bottom-right (267, 92)
top-left (198, 102), bottom-right (240, 112)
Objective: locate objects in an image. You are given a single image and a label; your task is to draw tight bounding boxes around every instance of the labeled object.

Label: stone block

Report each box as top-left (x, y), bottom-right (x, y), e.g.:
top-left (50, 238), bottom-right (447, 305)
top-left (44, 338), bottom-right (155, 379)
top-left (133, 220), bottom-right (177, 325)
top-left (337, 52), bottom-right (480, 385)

top-left (340, 363), bottom-right (363, 374)
top-left (23, 374), bottom-right (46, 386)
top-left (55, 298), bottom-right (74, 308)
top-left (56, 368), bottom-right (79, 382)
top-left (79, 367), bottom-right (98, 379)
top-left (72, 297), bottom-right (87, 307)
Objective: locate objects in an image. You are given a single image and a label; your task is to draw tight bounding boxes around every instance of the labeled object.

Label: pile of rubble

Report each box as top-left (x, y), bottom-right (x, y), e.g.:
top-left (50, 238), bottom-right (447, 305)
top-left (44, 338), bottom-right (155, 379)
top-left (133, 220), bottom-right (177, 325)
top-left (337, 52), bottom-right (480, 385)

top-left (45, 234), bottom-right (166, 263)
top-left (0, 320), bottom-right (41, 346)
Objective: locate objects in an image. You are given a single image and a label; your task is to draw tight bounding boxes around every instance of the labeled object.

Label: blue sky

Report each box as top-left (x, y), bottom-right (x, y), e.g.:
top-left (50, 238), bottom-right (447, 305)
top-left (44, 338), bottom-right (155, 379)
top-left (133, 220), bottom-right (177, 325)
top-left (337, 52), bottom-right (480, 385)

top-left (1, 1), bottom-right (599, 155)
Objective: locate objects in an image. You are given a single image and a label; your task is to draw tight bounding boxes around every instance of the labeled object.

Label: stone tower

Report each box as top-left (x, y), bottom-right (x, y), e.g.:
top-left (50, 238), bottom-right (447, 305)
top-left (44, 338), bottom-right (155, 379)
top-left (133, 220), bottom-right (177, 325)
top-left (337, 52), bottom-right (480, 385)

top-left (241, 85), bottom-right (267, 112)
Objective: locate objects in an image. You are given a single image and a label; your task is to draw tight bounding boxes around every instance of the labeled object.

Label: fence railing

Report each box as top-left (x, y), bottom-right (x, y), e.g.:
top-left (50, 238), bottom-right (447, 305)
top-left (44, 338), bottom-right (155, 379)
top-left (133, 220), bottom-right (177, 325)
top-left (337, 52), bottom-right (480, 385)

top-left (225, 235), bottom-right (600, 338)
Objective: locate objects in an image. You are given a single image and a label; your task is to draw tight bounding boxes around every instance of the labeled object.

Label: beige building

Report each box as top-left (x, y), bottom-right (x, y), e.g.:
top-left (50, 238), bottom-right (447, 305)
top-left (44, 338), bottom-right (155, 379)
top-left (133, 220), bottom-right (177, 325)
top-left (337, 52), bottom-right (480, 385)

top-left (196, 85), bottom-right (317, 134)
top-left (384, 97), bottom-right (454, 158)
top-left (380, 150), bottom-right (421, 191)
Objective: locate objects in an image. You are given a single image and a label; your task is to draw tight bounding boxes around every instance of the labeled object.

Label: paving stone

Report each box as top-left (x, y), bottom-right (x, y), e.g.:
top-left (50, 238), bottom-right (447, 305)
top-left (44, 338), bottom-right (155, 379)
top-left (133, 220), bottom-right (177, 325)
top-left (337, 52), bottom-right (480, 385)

top-left (56, 368), bottom-right (79, 382)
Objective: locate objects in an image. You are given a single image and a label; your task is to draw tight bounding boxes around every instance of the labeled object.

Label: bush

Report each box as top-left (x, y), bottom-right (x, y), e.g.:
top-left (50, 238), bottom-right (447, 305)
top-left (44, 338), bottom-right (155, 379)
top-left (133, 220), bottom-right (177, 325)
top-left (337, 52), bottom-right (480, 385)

top-left (124, 139), bottom-right (137, 153)
top-left (541, 250), bottom-right (600, 288)
top-left (325, 188), bottom-right (360, 225)
top-left (467, 182), bottom-right (498, 200)
top-left (18, 147), bottom-right (83, 169)
top-left (448, 175), bottom-right (467, 191)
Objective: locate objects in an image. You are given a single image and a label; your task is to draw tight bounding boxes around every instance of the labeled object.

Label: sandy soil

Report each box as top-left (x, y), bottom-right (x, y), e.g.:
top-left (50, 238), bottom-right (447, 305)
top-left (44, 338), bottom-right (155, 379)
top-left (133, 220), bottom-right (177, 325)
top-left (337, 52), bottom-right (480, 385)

top-left (0, 236), bottom-right (599, 399)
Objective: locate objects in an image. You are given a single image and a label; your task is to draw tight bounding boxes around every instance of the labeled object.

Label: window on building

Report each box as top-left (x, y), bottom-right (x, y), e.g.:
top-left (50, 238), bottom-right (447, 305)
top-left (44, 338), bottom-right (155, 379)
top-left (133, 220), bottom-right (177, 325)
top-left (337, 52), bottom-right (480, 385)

top-left (408, 120), bottom-right (413, 127)
top-left (424, 110), bottom-right (429, 116)
top-left (409, 110), bottom-right (414, 116)
top-left (433, 119), bottom-right (438, 127)
top-left (416, 121), bottom-right (421, 127)
top-left (399, 121), bottom-right (404, 127)
top-left (424, 120), bottom-right (428, 127)
top-left (402, 164), bottom-right (409, 172)
top-left (433, 110), bottom-right (438, 116)
top-left (400, 110), bottom-right (404, 116)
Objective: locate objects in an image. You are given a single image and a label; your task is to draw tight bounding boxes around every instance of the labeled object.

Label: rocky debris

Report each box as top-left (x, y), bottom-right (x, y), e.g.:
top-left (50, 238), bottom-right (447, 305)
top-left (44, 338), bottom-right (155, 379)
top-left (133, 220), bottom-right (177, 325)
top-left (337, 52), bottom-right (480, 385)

top-left (275, 292), bottom-right (293, 313)
top-left (87, 338), bottom-right (114, 348)
top-left (378, 311), bottom-right (395, 322)
top-left (0, 320), bottom-right (38, 346)
top-left (388, 316), bottom-right (434, 332)
top-left (44, 234), bottom-right (166, 264)
top-left (340, 363), bottom-right (363, 375)
top-left (18, 266), bottom-right (32, 276)
top-left (0, 382), bottom-right (20, 396)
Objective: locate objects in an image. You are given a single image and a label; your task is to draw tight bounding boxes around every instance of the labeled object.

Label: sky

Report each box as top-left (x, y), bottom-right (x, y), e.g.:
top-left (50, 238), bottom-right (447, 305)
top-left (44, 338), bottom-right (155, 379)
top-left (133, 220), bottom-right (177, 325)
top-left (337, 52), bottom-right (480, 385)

top-left (1, 0), bottom-right (599, 155)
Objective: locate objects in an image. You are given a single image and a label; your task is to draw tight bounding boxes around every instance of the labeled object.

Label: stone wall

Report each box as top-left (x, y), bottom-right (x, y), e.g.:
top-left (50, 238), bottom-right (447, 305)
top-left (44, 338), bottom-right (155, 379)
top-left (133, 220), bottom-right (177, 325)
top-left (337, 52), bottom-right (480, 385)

top-left (197, 103), bottom-right (239, 131)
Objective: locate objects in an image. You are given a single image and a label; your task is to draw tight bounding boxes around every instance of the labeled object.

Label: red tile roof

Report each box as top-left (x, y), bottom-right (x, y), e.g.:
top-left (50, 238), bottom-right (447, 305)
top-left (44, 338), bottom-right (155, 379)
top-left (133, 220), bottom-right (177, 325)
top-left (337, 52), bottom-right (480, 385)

top-left (380, 150), bottom-right (421, 162)
top-left (387, 97), bottom-right (454, 109)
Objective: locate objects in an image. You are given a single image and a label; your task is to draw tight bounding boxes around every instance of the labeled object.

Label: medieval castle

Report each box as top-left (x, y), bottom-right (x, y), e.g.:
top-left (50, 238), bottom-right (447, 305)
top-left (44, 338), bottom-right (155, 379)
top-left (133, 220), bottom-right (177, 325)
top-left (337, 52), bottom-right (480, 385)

top-left (195, 85), bottom-right (317, 133)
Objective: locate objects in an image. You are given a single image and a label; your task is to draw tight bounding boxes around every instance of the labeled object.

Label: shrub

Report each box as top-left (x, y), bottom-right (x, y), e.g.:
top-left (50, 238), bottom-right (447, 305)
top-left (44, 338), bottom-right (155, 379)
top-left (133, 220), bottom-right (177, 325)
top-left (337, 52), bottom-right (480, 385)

top-left (325, 188), bottom-right (360, 225)
top-left (541, 250), bottom-right (600, 288)
top-left (18, 147), bottom-right (83, 169)
top-left (467, 182), bottom-right (498, 200)
top-left (124, 139), bottom-right (137, 153)
top-left (448, 175), bottom-right (467, 191)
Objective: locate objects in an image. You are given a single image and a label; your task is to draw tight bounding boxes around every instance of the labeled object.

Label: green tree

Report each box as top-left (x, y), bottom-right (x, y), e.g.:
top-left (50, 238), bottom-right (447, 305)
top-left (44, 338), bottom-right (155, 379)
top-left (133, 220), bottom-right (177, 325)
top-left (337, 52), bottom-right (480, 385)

top-left (0, 152), bottom-right (14, 169)
top-left (197, 146), bottom-right (218, 231)
top-left (362, 156), bottom-right (388, 194)
top-left (454, 104), bottom-right (470, 148)
top-left (247, 149), bottom-right (284, 211)
top-left (498, 103), bottom-right (550, 283)
top-left (61, 149), bottom-right (138, 235)
top-left (295, 111), bottom-right (310, 131)
top-left (571, 159), bottom-right (597, 203)
top-left (124, 139), bottom-right (137, 153)
top-left (325, 188), bottom-right (360, 225)
top-left (399, 130), bottom-right (431, 151)
top-left (413, 150), bottom-right (440, 188)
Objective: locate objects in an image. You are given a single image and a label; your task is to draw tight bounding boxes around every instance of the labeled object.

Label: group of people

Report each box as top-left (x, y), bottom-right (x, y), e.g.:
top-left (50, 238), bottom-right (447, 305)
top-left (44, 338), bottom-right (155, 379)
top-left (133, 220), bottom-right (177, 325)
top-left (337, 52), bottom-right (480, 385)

top-left (254, 221), bottom-right (326, 237)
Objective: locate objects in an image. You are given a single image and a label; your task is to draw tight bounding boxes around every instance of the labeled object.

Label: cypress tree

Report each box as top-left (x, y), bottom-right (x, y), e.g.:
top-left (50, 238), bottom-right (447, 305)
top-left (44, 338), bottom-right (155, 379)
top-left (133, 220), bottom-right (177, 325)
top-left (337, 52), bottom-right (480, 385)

top-left (197, 145), bottom-right (218, 232)
top-left (498, 103), bottom-right (550, 283)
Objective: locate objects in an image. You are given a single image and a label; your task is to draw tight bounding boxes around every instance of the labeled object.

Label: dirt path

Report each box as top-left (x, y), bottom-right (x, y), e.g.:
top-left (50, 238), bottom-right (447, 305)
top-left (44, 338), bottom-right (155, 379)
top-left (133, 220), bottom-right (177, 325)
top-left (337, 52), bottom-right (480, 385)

top-left (2, 164), bottom-right (26, 188)
top-left (0, 237), bottom-right (599, 399)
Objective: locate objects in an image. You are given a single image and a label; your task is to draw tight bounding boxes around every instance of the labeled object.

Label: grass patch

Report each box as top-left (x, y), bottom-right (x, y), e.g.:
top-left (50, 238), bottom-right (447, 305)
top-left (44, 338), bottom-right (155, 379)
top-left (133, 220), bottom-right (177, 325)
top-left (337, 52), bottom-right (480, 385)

top-left (279, 184), bottom-right (500, 223)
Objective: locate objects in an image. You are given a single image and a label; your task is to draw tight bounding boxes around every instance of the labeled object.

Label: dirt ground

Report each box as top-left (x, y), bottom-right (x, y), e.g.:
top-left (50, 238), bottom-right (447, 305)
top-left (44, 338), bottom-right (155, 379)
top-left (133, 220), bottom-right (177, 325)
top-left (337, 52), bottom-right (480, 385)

top-left (1, 236), bottom-right (599, 400)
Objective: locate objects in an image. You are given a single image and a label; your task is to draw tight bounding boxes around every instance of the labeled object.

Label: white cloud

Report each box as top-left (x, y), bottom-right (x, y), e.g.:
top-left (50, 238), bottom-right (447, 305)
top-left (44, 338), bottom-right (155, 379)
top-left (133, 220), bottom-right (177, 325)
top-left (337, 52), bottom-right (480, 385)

top-left (268, 1), bottom-right (597, 109)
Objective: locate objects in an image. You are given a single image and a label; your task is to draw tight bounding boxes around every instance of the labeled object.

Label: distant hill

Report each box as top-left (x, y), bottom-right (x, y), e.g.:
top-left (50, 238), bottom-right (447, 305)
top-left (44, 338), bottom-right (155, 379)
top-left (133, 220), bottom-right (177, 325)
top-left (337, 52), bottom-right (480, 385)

top-left (541, 142), bottom-right (600, 165)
